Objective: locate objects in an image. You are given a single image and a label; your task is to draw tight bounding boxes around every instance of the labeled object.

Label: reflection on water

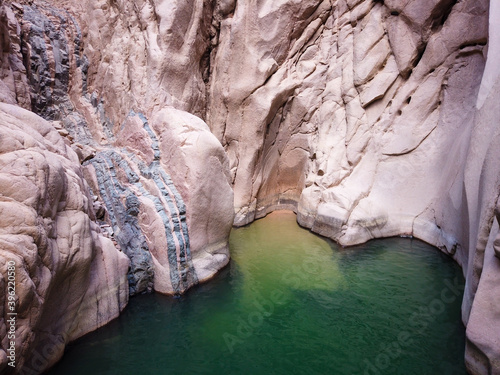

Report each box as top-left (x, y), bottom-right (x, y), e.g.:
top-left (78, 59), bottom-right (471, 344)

top-left (46, 211), bottom-right (466, 375)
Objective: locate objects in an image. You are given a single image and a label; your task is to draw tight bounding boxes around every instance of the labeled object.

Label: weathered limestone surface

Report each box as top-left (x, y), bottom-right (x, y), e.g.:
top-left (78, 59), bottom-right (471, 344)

top-left (461, 3), bottom-right (500, 370)
top-left (205, 0), bottom-right (498, 372)
top-left (207, 0), bottom-right (489, 248)
top-left (0, 0), bottom-right (499, 374)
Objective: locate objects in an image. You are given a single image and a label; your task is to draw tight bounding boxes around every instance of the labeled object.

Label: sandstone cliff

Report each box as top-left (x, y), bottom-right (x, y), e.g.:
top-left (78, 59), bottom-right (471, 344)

top-left (0, 0), bottom-right (499, 374)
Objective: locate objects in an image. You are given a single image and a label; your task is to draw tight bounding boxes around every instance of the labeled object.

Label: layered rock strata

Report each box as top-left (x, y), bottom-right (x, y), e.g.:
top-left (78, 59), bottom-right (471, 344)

top-left (0, 1), bottom-right (234, 373)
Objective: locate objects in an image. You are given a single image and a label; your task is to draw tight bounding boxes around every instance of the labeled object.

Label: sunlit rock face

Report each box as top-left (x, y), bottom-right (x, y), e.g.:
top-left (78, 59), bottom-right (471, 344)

top-left (0, 0), bottom-right (499, 373)
top-left (208, 0), bottom-right (488, 248)
top-left (207, 1), bottom-right (500, 370)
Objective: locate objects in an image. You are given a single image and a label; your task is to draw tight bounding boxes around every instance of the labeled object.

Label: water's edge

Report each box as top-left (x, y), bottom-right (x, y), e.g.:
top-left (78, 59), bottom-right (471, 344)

top-left (45, 211), bottom-right (466, 375)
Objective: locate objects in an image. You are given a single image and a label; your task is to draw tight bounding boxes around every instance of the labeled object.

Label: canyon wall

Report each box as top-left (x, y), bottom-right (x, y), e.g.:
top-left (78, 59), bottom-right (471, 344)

top-left (0, 0), bottom-right (234, 373)
top-left (0, 101), bottom-right (130, 373)
top-left (0, 0), bottom-right (499, 374)
top-left (206, 0), bottom-right (499, 372)
top-left (11, 0), bottom-right (234, 297)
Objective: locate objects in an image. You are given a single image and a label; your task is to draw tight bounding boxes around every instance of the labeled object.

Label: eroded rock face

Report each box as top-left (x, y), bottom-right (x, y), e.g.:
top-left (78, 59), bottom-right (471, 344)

top-left (207, 0), bottom-right (488, 247)
top-left (204, 0), bottom-right (498, 372)
top-left (9, 0), bottom-right (234, 297)
top-left (0, 1), bottom-right (234, 373)
top-left (0, 102), bottom-right (129, 374)
top-left (0, 2), bottom-right (30, 109)
top-left (461, 6), bottom-right (500, 369)
top-left (83, 107), bottom-right (233, 295)
top-left (1, 0), bottom-right (499, 374)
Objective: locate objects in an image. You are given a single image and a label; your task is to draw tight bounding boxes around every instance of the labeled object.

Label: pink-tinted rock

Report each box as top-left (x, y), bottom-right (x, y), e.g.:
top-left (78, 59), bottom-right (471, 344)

top-left (0, 102), bottom-right (129, 374)
top-left (0, 0), bottom-right (499, 373)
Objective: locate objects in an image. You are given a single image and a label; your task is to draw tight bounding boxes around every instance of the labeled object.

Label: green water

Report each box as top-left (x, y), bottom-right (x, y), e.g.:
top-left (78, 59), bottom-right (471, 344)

top-left (45, 211), bottom-right (466, 375)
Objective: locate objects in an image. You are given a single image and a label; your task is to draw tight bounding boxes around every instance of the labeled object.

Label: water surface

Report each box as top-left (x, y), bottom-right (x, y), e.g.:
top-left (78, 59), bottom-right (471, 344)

top-left (46, 211), bottom-right (466, 375)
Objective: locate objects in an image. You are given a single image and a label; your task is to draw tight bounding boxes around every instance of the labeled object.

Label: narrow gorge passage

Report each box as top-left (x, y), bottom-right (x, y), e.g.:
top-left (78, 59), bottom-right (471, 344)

top-left (45, 212), bottom-right (465, 375)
